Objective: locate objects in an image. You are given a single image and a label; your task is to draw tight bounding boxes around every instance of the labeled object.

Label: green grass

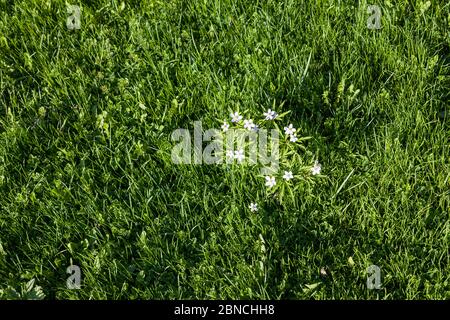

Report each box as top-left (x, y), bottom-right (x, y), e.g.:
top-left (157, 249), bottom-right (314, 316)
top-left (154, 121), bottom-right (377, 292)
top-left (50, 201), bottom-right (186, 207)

top-left (0, 0), bottom-right (449, 299)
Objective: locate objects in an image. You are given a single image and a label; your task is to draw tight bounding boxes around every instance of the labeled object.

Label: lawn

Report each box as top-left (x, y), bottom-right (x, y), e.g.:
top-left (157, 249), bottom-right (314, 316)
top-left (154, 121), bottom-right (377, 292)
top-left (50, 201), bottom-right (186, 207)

top-left (0, 0), bottom-right (449, 299)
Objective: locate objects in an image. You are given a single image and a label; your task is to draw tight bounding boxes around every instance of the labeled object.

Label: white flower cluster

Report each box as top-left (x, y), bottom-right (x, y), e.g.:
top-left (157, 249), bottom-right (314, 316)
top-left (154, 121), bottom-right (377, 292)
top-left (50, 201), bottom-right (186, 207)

top-left (222, 109), bottom-right (322, 213)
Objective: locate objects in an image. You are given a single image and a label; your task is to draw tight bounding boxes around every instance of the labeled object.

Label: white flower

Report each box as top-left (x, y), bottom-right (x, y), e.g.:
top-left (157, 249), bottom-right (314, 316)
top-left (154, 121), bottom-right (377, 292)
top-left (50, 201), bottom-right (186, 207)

top-left (221, 121), bottom-right (230, 132)
top-left (249, 203), bottom-right (258, 212)
top-left (289, 134), bottom-right (298, 142)
top-left (230, 111), bottom-right (243, 123)
top-left (234, 149), bottom-right (245, 162)
top-left (252, 124), bottom-right (259, 132)
top-left (264, 109), bottom-right (277, 120)
top-left (243, 119), bottom-right (255, 130)
top-left (265, 176), bottom-right (276, 188)
top-left (283, 171), bottom-right (293, 181)
top-left (311, 160), bottom-right (321, 175)
top-left (284, 124), bottom-right (296, 136)
top-left (226, 150), bottom-right (234, 159)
